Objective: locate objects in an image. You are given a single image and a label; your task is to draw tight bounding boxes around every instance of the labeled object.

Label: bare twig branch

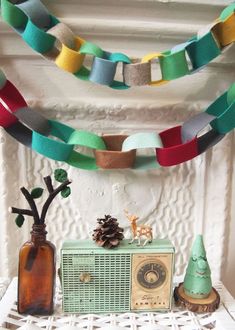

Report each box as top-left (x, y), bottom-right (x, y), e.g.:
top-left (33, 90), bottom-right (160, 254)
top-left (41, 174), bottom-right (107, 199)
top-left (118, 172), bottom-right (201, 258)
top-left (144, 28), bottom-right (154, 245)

top-left (10, 207), bottom-right (34, 217)
top-left (40, 179), bottom-right (71, 223)
top-left (20, 187), bottom-right (40, 224)
top-left (44, 176), bottom-right (54, 193)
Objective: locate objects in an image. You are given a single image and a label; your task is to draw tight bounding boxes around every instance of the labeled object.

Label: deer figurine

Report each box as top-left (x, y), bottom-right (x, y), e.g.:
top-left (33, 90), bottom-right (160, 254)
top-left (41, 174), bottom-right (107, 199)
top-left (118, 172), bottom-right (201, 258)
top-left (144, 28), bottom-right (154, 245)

top-left (124, 210), bottom-right (153, 246)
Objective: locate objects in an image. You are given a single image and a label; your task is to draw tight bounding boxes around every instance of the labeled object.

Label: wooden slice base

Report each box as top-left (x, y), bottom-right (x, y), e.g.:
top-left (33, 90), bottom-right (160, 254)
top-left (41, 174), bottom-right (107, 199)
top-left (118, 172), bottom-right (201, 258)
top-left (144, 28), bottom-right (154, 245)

top-left (174, 283), bottom-right (220, 313)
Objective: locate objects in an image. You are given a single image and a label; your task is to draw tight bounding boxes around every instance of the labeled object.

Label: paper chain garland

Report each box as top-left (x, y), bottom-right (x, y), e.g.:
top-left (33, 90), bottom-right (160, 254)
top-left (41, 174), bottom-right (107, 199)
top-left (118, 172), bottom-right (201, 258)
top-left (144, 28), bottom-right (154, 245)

top-left (0, 1), bottom-right (235, 170)
top-left (1, 0), bottom-right (235, 89)
top-left (1, 68), bottom-right (235, 171)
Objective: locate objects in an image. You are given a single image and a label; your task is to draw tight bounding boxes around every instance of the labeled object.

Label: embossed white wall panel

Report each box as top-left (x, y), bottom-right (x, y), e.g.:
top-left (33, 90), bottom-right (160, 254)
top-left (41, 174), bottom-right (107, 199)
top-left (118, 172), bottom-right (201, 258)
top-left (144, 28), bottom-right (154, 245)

top-left (0, 0), bottom-right (235, 297)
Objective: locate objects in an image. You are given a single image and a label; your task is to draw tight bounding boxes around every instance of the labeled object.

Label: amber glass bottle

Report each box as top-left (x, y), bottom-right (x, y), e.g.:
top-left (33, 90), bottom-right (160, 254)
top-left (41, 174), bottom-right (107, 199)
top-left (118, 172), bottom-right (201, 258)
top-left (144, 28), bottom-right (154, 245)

top-left (18, 224), bottom-right (56, 315)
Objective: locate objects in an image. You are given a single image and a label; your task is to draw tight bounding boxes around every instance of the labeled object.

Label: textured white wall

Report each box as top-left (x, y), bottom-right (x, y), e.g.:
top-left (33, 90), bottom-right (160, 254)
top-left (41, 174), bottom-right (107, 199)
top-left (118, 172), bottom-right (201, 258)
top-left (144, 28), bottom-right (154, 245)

top-left (0, 0), bottom-right (235, 297)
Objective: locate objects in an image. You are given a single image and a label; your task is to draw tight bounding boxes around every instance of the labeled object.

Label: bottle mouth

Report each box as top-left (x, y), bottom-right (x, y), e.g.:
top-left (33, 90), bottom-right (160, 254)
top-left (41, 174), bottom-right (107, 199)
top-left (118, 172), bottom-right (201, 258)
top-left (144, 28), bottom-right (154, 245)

top-left (31, 224), bottom-right (48, 235)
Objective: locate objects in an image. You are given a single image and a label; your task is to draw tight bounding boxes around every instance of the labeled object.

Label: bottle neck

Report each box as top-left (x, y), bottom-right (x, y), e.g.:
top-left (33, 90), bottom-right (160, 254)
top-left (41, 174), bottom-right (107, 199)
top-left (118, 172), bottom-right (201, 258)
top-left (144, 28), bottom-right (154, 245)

top-left (31, 224), bottom-right (47, 242)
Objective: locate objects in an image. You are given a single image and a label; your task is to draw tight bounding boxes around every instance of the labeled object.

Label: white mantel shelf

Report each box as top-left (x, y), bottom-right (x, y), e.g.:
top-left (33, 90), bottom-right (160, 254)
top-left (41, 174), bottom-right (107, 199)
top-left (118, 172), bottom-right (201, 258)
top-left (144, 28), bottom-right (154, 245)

top-left (0, 278), bottom-right (235, 330)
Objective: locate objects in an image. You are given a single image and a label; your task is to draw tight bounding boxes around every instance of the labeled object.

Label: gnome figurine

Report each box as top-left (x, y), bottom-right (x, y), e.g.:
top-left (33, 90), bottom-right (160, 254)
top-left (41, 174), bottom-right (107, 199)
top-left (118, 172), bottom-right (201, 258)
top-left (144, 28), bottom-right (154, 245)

top-left (183, 235), bottom-right (212, 299)
top-left (174, 235), bottom-right (220, 313)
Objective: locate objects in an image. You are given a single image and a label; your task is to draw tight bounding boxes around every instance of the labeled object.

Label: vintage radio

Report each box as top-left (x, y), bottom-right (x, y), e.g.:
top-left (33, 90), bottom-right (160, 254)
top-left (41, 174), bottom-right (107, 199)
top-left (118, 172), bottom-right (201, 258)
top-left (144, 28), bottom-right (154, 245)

top-left (61, 239), bottom-right (175, 313)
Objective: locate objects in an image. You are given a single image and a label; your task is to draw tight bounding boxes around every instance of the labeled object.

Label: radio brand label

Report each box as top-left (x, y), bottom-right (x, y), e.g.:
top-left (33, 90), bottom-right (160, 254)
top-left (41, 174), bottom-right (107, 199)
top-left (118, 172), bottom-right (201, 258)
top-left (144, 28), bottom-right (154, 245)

top-left (72, 256), bottom-right (95, 265)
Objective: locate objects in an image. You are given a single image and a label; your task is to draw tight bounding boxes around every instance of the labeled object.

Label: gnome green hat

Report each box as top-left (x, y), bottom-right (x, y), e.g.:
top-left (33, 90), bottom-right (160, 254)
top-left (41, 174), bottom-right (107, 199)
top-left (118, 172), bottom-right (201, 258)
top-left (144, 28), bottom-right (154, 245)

top-left (183, 235), bottom-right (212, 299)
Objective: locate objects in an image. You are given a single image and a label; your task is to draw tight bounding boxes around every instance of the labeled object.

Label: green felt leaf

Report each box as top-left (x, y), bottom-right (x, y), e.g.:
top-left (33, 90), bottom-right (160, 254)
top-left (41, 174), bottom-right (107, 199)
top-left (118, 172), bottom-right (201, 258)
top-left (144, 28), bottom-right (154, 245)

top-left (15, 214), bottom-right (25, 228)
top-left (54, 169), bottom-right (68, 183)
top-left (61, 187), bottom-right (71, 198)
top-left (31, 187), bottom-right (44, 199)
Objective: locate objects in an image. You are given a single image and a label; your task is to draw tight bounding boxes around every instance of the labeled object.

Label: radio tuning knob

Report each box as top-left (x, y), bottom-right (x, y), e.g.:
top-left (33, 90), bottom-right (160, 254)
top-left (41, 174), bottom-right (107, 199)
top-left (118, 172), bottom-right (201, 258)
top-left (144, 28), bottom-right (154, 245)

top-left (79, 272), bottom-right (91, 283)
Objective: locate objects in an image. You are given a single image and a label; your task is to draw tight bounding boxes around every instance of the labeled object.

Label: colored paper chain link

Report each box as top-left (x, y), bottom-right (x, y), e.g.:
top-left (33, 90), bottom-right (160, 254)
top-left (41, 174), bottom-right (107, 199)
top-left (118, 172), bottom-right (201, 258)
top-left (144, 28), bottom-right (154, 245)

top-left (0, 69), bottom-right (233, 170)
top-left (1, 1), bottom-right (235, 89)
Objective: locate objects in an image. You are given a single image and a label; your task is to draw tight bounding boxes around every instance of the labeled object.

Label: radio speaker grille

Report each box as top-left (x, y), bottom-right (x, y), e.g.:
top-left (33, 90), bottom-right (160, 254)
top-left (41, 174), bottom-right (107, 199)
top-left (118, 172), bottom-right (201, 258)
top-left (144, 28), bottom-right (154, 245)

top-left (62, 253), bottom-right (131, 313)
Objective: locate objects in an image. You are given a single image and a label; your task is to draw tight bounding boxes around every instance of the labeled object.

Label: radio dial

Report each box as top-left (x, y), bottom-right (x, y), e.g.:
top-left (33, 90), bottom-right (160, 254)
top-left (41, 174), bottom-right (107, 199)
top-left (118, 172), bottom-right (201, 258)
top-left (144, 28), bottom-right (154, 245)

top-left (137, 262), bottom-right (166, 289)
top-left (145, 270), bottom-right (159, 284)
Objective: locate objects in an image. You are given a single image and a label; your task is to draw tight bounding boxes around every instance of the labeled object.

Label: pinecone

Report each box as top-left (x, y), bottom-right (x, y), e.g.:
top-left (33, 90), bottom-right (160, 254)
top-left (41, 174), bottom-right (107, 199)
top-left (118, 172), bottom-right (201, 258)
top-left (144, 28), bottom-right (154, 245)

top-left (93, 215), bottom-right (124, 248)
